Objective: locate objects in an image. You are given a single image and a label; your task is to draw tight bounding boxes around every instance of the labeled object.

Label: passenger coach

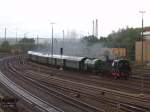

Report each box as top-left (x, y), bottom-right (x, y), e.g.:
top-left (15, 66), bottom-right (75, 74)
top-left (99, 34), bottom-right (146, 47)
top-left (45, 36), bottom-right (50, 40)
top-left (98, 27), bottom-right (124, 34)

top-left (28, 51), bottom-right (131, 79)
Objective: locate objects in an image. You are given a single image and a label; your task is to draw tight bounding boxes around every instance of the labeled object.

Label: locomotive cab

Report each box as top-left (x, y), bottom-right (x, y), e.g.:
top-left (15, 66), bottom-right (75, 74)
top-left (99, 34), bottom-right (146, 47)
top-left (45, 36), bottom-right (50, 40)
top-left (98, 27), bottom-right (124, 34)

top-left (112, 59), bottom-right (131, 79)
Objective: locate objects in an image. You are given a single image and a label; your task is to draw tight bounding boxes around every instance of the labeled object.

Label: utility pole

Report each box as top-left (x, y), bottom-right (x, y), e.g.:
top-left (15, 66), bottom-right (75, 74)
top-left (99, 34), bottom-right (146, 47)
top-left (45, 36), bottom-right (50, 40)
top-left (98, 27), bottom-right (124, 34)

top-left (4, 28), bottom-right (6, 41)
top-left (62, 30), bottom-right (64, 49)
top-left (139, 11), bottom-right (145, 64)
top-left (23, 33), bottom-right (27, 53)
top-left (37, 35), bottom-right (39, 50)
top-left (16, 28), bottom-right (18, 43)
top-left (139, 10), bottom-right (145, 95)
top-left (51, 23), bottom-right (55, 57)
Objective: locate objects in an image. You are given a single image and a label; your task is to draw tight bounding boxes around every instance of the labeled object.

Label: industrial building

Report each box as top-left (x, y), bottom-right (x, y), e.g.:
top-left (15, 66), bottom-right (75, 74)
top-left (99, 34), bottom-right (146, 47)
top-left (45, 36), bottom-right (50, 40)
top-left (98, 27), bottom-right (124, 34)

top-left (135, 31), bottom-right (150, 64)
top-left (101, 48), bottom-right (127, 59)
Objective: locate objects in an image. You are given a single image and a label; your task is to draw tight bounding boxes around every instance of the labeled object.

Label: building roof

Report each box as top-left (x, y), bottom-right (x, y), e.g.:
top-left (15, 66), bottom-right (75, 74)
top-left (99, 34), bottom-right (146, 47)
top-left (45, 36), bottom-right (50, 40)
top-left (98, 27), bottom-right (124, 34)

top-left (28, 51), bottom-right (86, 61)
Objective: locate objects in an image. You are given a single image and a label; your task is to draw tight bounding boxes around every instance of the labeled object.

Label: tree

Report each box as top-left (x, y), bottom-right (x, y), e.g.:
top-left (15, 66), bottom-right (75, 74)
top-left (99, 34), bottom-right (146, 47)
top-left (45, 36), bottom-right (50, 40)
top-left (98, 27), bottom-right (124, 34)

top-left (81, 35), bottom-right (99, 46)
top-left (18, 38), bottom-right (35, 53)
top-left (100, 27), bottom-right (141, 61)
top-left (0, 41), bottom-right (11, 52)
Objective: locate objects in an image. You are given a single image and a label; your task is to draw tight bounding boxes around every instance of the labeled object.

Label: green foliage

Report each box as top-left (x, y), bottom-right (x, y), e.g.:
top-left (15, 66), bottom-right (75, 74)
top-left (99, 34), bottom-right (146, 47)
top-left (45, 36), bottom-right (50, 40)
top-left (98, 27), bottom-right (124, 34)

top-left (81, 27), bottom-right (143, 61)
top-left (19, 38), bottom-right (35, 44)
top-left (17, 38), bottom-right (35, 53)
top-left (104, 27), bottom-right (141, 60)
top-left (100, 28), bottom-right (141, 47)
top-left (0, 41), bottom-right (11, 52)
top-left (0, 38), bottom-right (35, 53)
top-left (81, 35), bottom-right (99, 46)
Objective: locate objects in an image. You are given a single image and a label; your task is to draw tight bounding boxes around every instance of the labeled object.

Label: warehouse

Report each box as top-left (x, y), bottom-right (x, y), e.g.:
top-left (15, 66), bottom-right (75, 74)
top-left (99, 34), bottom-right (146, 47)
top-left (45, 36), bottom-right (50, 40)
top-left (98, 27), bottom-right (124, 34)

top-left (101, 48), bottom-right (127, 59)
top-left (135, 31), bottom-right (150, 64)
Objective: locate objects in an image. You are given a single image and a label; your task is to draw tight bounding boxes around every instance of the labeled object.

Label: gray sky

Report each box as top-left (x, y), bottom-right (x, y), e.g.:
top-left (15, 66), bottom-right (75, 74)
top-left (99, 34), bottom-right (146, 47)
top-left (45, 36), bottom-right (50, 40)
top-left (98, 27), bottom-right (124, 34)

top-left (0, 0), bottom-right (150, 38)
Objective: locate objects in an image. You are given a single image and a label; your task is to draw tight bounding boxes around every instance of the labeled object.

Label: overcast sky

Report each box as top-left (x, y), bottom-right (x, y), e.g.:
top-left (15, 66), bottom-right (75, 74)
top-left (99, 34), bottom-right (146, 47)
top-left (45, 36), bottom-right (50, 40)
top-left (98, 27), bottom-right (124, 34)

top-left (0, 0), bottom-right (150, 38)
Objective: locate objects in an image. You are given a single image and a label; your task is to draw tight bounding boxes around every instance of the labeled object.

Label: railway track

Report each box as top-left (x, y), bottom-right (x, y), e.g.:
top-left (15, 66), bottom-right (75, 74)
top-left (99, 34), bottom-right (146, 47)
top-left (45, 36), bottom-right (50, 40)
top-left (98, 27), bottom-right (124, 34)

top-left (10, 57), bottom-right (150, 110)
top-left (22, 59), bottom-right (149, 112)
top-left (0, 56), bottom-right (106, 112)
top-left (0, 57), bottom-right (63, 112)
top-left (1, 56), bottom-right (150, 112)
top-left (23, 71), bottom-right (150, 112)
top-left (24, 70), bottom-right (150, 110)
top-left (25, 60), bottom-right (150, 95)
top-left (10, 57), bottom-right (109, 112)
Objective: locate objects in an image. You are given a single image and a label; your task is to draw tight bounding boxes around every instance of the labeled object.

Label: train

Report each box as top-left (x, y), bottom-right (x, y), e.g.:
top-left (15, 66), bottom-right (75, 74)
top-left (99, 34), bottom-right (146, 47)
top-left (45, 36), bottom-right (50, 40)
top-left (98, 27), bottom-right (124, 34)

top-left (27, 51), bottom-right (131, 79)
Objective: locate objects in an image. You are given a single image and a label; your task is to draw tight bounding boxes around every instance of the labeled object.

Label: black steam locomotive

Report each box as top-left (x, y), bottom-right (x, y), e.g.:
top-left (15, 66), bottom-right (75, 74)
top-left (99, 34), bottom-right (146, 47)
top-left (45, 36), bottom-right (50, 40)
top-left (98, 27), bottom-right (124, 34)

top-left (28, 51), bottom-right (131, 79)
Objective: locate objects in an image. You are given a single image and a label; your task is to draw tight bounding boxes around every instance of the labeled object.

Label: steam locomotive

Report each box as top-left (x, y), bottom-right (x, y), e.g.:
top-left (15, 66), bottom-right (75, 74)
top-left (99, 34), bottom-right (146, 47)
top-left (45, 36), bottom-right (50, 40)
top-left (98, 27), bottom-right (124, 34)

top-left (28, 51), bottom-right (131, 79)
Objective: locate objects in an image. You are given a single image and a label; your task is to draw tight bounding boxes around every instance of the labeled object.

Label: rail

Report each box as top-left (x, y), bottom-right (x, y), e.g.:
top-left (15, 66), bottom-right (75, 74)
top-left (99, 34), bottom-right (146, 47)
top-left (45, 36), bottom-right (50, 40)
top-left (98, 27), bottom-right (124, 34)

top-left (0, 71), bottom-right (63, 112)
top-left (1, 56), bottom-right (150, 112)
